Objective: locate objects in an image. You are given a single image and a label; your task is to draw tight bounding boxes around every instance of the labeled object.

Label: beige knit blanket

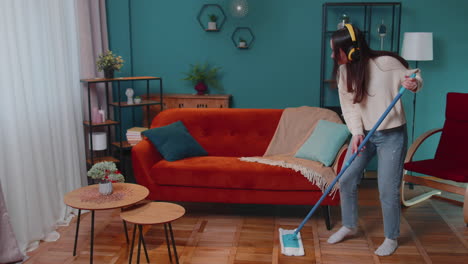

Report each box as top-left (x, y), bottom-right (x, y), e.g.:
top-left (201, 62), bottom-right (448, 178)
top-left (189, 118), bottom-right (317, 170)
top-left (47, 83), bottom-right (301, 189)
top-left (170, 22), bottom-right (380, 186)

top-left (240, 106), bottom-right (347, 195)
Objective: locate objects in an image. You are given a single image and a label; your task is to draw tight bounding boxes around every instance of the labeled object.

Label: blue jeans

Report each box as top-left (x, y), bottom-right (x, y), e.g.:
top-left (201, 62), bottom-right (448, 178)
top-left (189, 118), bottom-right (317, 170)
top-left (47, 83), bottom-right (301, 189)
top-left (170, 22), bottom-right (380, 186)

top-left (339, 125), bottom-right (407, 239)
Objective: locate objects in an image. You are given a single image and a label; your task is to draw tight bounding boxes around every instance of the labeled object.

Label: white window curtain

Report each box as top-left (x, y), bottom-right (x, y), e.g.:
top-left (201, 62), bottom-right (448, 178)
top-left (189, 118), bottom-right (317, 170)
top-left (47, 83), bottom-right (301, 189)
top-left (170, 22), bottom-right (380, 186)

top-left (77, 0), bottom-right (110, 119)
top-left (0, 0), bottom-right (85, 254)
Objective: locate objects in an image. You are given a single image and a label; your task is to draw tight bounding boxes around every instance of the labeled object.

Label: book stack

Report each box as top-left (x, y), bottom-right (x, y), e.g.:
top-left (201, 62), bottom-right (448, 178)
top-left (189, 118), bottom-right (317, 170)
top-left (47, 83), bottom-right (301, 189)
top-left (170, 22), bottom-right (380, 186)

top-left (126, 127), bottom-right (148, 146)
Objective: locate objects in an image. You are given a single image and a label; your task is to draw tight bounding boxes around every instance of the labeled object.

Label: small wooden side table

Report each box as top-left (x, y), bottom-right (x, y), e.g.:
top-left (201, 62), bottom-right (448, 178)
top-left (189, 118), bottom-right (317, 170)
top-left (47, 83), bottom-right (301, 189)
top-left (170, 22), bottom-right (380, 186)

top-left (64, 183), bottom-right (149, 264)
top-left (120, 202), bottom-right (186, 264)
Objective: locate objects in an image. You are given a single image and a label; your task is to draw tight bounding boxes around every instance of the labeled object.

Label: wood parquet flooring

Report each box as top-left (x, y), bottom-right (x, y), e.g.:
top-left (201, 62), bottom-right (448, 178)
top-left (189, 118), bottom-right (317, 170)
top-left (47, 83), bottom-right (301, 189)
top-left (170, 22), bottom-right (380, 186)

top-left (25, 180), bottom-right (468, 264)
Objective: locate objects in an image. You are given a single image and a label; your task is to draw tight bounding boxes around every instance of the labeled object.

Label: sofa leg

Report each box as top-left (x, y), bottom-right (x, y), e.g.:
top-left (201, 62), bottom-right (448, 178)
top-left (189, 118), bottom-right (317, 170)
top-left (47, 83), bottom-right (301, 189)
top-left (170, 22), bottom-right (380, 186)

top-left (322, 205), bottom-right (331, 230)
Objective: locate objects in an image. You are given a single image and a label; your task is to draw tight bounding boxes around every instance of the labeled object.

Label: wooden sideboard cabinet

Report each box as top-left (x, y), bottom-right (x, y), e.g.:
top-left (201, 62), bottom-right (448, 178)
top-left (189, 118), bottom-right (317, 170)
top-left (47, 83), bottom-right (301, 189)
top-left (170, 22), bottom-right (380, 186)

top-left (143, 93), bottom-right (231, 126)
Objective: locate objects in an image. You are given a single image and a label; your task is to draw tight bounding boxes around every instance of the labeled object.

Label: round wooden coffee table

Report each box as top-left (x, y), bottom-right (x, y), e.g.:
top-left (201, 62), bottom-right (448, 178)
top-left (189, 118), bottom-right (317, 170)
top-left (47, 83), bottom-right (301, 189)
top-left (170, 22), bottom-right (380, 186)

top-left (64, 183), bottom-right (149, 264)
top-left (120, 202), bottom-right (186, 264)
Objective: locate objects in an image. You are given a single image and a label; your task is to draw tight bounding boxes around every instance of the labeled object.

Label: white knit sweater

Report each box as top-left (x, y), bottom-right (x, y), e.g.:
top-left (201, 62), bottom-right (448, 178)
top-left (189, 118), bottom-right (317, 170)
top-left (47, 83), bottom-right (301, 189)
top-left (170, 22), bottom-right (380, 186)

top-left (338, 56), bottom-right (423, 136)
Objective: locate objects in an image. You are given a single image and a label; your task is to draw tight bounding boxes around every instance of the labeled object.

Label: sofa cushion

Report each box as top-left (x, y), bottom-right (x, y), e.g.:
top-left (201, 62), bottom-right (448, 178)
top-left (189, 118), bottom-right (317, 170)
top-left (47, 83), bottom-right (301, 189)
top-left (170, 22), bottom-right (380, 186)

top-left (142, 121), bottom-right (208, 161)
top-left (434, 93), bottom-right (468, 164)
top-left (151, 156), bottom-right (322, 191)
top-left (404, 159), bottom-right (468, 183)
top-left (295, 119), bottom-right (350, 166)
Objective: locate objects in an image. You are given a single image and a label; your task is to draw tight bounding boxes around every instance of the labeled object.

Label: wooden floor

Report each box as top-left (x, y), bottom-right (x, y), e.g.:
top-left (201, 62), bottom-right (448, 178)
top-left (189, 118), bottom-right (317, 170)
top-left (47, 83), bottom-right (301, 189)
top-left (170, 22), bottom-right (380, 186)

top-left (25, 180), bottom-right (468, 264)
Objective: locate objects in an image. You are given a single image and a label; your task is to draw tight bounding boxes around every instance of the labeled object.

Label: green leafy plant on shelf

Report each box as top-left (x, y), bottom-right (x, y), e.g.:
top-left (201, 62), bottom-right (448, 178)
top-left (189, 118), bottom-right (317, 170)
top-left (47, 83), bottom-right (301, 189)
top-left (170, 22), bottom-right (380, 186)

top-left (182, 63), bottom-right (223, 95)
top-left (96, 50), bottom-right (124, 78)
top-left (239, 37), bottom-right (247, 47)
top-left (87, 161), bottom-right (125, 183)
top-left (134, 96), bottom-right (142, 104)
top-left (209, 14), bottom-right (218, 22)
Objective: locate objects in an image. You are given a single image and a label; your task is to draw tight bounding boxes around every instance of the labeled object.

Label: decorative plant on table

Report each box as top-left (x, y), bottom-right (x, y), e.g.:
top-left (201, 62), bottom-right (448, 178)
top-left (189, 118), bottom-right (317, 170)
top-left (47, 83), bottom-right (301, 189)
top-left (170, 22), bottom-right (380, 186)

top-left (182, 63), bottom-right (222, 95)
top-left (96, 50), bottom-right (124, 79)
top-left (208, 14), bottom-right (218, 30)
top-left (87, 161), bottom-right (125, 195)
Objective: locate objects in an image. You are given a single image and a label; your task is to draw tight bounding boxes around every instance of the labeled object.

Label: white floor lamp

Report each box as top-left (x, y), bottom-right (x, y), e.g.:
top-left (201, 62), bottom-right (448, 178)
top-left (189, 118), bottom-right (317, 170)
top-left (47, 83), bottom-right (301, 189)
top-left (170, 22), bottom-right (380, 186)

top-left (401, 32), bottom-right (433, 144)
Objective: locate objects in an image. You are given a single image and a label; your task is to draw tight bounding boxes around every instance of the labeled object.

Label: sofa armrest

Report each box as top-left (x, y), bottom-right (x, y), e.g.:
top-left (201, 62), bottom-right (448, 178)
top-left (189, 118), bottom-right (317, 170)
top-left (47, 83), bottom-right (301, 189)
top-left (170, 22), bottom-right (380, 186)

top-left (131, 139), bottom-right (163, 187)
top-left (332, 144), bottom-right (348, 174)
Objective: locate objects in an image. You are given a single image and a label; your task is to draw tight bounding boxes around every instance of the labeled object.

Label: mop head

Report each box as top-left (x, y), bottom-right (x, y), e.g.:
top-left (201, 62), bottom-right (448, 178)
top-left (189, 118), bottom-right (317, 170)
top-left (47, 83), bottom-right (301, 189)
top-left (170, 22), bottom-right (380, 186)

top-left (279, 228), bottom-right (304, 256)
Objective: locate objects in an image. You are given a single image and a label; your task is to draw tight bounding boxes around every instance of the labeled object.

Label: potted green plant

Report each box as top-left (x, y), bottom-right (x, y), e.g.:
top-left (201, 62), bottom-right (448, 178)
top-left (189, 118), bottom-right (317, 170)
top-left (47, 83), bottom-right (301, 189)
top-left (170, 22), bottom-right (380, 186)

top-left (96, 50), bottom-right (124, 79)
top-left (239, 37), bottom-right (247, 48)
top-left (134, 96), bottom-right (142, 104)
top-left (208, 14), bottom-right (218, 30)
top-left (87, 161), bottom-right (125, 195)
top-left (182, 63), bottom-right (222, 95)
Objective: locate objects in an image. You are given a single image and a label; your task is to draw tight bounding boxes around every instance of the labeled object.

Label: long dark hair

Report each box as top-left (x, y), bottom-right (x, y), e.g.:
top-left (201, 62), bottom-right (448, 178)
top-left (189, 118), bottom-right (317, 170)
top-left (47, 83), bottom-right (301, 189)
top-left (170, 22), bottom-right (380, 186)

top-left (331, 25), bottom-right (409, 103)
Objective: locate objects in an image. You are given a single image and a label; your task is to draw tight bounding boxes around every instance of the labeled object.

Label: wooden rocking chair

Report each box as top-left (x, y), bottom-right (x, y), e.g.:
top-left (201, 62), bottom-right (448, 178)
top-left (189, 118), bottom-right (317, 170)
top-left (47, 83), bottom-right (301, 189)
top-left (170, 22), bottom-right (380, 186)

top-left (401, 92), bottom-right (468, 225)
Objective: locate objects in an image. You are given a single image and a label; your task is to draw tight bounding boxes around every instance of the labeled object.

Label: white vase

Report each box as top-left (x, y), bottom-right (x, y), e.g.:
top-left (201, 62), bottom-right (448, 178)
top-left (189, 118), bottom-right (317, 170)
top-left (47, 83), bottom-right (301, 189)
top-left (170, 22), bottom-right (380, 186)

top-left (239, 41), bottom-right (247, 48)
top-left (208, 22), bottom-right (217, 30)
top-left (134, 98), bottom-right (142, 104)
top-left (337, 21), bottom-right (345, 30)
top-left (99, 181), bottom-right (113, 195)
top-left (89, 132), bottom-right (107, 151)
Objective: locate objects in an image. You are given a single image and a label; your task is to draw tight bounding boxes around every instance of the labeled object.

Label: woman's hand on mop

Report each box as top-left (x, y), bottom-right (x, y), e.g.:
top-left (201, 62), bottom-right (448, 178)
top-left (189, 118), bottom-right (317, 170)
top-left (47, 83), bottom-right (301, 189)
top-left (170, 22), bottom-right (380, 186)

top-left (402, 76), bottom-right (418, 92)
top-left (352, 135), bottom-right (366, 155)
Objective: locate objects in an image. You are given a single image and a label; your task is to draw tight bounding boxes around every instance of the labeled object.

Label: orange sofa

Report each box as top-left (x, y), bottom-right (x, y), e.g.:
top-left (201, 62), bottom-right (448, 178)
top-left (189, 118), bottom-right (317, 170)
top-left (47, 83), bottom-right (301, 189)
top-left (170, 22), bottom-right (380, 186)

top-left (132, 108), bottom-right (346, 229)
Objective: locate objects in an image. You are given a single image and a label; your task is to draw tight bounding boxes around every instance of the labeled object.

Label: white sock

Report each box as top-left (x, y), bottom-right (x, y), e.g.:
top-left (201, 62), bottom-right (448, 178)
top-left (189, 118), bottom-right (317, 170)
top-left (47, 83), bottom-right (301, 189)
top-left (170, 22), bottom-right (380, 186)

top-left (327, 226), bottom-right (357, 244)
top-left (374, 238), bottom-right (398, 256)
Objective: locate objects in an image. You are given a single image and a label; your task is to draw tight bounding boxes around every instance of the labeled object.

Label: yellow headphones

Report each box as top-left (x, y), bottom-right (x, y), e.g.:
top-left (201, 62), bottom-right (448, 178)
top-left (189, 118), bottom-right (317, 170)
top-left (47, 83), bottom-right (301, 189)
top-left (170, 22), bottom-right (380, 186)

top-left (344, 24), bottom-right (360, 61)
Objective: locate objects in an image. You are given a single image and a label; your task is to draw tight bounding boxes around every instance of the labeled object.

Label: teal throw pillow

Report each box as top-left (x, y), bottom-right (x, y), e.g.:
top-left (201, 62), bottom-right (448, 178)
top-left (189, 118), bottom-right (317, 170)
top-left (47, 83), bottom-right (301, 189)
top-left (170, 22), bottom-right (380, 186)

top-left (142, 121), bottom-right (208, 161)
top-left (294, 119), bottom-right (350, 166)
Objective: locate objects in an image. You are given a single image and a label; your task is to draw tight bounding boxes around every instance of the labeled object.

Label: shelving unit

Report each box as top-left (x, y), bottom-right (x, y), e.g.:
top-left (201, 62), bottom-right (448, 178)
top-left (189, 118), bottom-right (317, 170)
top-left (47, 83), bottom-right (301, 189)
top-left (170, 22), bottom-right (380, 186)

top-left (231, 27), bottom-right (255, 50)
top-left (81, 76), bottom-right (163, 178)
top-left (111, 141), bottom-right (133, 150)
top-left (319, 2), bottom-right (402, 114)
top-left (197, 4), bottom-right (226, 32)
top-left (83, 120), bottom-right (120, 127)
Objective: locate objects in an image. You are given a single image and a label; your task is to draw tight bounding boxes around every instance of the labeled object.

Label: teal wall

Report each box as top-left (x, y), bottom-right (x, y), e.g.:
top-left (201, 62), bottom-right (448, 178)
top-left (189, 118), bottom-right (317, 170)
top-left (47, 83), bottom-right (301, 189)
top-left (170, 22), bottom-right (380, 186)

top-left (107, 0), bottom-right (468, 163)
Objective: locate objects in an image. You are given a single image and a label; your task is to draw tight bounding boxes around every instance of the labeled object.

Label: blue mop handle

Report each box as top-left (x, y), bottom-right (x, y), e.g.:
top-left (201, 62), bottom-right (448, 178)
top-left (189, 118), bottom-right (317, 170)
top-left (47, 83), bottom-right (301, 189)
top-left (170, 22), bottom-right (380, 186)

top-left (293, 74), bottom-right (415, 236)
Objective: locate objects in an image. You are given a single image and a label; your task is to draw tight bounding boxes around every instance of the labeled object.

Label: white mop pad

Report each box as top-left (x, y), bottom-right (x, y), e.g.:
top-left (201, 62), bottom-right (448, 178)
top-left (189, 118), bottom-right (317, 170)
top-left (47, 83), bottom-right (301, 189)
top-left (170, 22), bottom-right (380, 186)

top-left (279, 228), bottom-right (305, 256)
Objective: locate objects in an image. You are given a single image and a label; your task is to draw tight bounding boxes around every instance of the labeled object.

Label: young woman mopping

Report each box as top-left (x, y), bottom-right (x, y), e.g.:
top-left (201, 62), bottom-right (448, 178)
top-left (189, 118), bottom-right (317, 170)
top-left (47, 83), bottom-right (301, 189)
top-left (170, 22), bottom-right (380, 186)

top-left (327, 24), bottom-right (422, 256)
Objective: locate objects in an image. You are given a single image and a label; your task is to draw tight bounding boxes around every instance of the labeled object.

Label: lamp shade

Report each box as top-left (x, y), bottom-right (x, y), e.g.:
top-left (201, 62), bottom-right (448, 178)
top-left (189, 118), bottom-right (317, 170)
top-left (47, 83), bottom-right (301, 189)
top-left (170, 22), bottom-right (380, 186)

top-left (401, 32), bottom-right (433, 61)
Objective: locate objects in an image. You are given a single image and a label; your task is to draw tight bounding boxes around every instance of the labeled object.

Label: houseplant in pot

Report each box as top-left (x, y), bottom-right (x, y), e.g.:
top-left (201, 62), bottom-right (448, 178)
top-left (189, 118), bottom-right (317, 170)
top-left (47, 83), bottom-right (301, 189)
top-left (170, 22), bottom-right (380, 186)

top-left (87, 161), bottom-right (125, 195)
top-left (182, 63), bottom-right (222, 95)
top-left (134, 96), bottom-right (142, 104)
top-left (239, 37), bottom-right (247, 48)
top-left (96, 50), bottom-right (124, 79)
top-left (208, 14), bottom-right (218, 30)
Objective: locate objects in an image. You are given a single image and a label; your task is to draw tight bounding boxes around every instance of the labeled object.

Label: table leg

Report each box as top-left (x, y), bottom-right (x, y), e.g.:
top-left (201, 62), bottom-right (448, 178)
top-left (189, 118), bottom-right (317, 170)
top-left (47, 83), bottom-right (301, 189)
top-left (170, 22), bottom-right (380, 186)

top-left (168, 223), bottom-right (179, 264)
top-left (129, 224), bottom-right (137, 264)
top-left (140, 226), bottom-right (150, 263)
top-left (137, 225), bottom-right (142, 264)
top-left (164, 224), bottom-right (173, 263)
top-left (90, 210), bottom-right (95, 264)
top-left (123, 220), bottom-right (130, 244)
top-left (73, 209), bottom-right (81, 256)
top-left (121, 208), bottom-right (129, 244)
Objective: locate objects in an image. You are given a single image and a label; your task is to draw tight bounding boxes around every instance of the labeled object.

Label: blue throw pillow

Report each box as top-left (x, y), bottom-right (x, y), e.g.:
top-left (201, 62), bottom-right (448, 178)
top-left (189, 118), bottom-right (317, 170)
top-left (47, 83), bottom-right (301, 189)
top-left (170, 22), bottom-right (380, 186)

top-left (142, 121), bottom-right (208, 162)
top-left (294, 119), bottom-right (350, 166)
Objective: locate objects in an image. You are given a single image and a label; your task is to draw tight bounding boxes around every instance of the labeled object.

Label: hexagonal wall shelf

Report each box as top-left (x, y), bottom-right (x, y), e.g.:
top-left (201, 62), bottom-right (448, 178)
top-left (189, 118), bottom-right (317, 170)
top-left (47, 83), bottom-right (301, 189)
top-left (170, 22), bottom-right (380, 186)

top-left (231, 27), bottom-right (255, 49)
top-left (197, 4), bottom-right (226, 32)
